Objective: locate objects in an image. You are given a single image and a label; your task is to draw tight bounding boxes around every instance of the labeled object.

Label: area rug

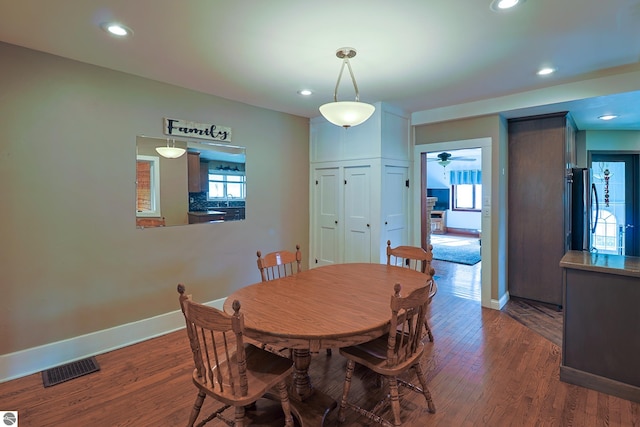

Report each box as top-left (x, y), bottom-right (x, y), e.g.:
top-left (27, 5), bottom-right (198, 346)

top-left (432, 240), bottom-right (481, 265)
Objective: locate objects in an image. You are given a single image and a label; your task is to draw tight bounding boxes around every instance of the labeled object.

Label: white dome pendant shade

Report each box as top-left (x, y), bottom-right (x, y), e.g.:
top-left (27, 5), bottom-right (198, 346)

top-left (155, 138), bottom-right (186, 158)
top-left (319, 101), bottom-right (376, 128)
top-left (319, 48), bottom-right (375, 129)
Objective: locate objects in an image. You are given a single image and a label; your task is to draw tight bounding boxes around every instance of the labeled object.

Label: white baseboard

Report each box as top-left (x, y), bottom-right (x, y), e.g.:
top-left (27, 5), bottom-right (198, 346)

top-left (490, 291), bottom-right (510, 310)
top-left (0, 297), bottom-right (226, 383)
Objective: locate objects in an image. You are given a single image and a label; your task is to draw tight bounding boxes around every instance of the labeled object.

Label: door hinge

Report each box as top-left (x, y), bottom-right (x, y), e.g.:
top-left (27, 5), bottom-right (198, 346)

top-left (344, 179), bottom-right (347, 185)
top-left (405, 179), bottom-right (410, 188)
top-left (315, 180), bottom-right (318, 185)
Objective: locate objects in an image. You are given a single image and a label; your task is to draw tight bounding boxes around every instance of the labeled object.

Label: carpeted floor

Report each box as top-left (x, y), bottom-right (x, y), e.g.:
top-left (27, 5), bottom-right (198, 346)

top-left (431, 235), bottom-right (481, 265)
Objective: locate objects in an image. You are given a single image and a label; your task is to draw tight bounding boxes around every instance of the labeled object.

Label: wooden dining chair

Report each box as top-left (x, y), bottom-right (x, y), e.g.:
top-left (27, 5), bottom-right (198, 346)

top-left (338, 282), bottom-right (437, 426)
top-left (386, 240), bottom-right (438, 342)
top-left (256, 244), bottom-right (302, 282)
top-left (177, 284), bottom-right (295, 427)
top-left (256, 245), bottom-right (331, 356)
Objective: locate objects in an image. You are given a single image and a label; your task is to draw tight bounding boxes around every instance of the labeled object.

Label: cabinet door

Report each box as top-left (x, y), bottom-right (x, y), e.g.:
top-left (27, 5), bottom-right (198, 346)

top-left (344, 166), bottom-right (372, 263)
top-left (312, 167), bottom-right (341, 266)
top-left (187, 152), bottom-right (201, 192)
top-left (199, 162), bottom-right (208, 192)
top-left (383, 165), bottom-right (409, 247)
top-left (508, 114), bottom-right (570, 306)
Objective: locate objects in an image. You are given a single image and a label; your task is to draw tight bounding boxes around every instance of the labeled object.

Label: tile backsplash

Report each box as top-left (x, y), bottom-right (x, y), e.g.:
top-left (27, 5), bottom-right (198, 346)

top-left (189, 192), bottom-right (245, 211)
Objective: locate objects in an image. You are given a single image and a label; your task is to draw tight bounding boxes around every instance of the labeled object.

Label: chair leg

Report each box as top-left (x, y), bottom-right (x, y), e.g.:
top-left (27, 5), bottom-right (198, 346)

top-left (413, 362), bottom-right (436, 413)
top-left (424, 319), bottom-right (434, 342)
top-left (387, 376), bottom-right (402, 427)
top-left (338, 359), bottom-right (356, 423)
top-left (234, 405), bottom-right (246, 427)
top-left (187, 391), bottom-right (206, 427)
top-left (275, 380), bottom-right (294, 427)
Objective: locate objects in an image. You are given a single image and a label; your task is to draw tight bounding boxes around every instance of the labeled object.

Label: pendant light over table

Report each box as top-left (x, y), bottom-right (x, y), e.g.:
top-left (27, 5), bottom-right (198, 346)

top-left (319, 47), bottom-right (375, 129)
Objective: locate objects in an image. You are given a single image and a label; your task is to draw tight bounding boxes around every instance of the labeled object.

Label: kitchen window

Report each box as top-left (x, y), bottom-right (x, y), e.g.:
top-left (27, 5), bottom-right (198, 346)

top-left (207, 171), bottom-right (246, 201)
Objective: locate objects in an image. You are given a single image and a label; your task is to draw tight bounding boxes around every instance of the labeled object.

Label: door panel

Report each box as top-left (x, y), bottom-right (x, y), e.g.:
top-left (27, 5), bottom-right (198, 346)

top-left (591, 154), bottom-right (639, 256)
top-left (344, 166), bottom-right (371, 263)
top-left (313, 168), bottom-right (340, 266)
top-left (507, 114), bottom-right (569, 306)
top-left (384, 165), bottom-right (409, 247)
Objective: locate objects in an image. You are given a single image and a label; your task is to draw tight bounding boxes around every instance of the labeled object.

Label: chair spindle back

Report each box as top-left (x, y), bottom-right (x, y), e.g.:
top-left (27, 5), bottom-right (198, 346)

top-left (256, 244), bottom-right (302, 282)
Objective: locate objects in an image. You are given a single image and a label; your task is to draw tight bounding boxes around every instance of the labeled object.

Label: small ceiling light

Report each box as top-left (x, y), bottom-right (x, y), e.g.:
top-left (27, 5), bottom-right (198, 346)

top-left (437, 152), bottom-right (452, 168)
top-left (598, 114), bottom-right (618, 121)
top-left (537, 67), bottom-right (556, 76)
top-left (155, 139), bottom-right (186, 159)
top-left (319, 47), bottom-right (375, 129)
top-left (101, 22), bottom-right (133, 37)
top-left (436, 152), bottom-right (453, 178)
top-left (490, 0), bottom-right (525, 11)
top-left (298, 89), bottom-right (313, 96)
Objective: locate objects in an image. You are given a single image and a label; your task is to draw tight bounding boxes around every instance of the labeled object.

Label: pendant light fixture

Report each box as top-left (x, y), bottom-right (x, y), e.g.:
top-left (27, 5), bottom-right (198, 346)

top-left (319, 47), bottom-right (375, 128)
top-left (155, 138), bottom-right (186, 159)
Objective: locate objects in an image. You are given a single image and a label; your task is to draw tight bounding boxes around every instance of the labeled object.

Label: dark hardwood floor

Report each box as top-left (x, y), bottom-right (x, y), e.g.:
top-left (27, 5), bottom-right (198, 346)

top-left (431, 234), bottom-right (563, 348)
top-left (1, 258), bottom-right (637, 426)
top-left (501, 296), bottom-right (563, 347)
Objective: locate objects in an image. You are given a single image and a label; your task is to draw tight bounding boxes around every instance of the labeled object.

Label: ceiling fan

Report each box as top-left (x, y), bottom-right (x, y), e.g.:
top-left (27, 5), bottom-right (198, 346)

top-left (428, 152), bottom-right (476, 168)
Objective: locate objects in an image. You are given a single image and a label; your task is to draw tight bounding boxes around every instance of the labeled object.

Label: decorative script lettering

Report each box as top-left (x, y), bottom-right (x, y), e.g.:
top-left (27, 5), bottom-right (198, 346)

top-left (164, 118), bottom-right (232, 142)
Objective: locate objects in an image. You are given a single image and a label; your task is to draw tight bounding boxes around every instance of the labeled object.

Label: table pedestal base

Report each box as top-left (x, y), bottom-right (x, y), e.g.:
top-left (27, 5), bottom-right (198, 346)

top-left (289, 389), bottom-right (337, 427)
top-left (288, 349), bottom-right (337, 426)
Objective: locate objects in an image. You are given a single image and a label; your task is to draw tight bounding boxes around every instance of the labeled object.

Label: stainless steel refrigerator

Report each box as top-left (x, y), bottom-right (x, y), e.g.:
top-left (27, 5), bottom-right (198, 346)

top-left (570, 167), bottom-right (599, 251)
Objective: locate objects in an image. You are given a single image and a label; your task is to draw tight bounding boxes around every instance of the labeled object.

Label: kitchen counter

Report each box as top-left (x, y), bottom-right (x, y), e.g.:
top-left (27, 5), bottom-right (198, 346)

top-left (188, 210), bottom-right (225, 223)
top-left (559, 250), bottom-right (640, 403)
top-left (559, 250), bottom-right (640, 278)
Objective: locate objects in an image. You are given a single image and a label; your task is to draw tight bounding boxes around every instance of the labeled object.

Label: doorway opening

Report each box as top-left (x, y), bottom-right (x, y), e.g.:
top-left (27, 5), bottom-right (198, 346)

top-left (425, 148), bottom-right (482, 301)
top-left (413, 137), bottom-right (494, 309)
top-left (589, 153), bottom-right (639, 256)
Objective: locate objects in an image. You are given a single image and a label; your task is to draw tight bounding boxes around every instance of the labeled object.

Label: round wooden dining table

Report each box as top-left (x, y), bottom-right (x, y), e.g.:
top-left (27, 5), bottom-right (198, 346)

top-left (223, 263), bottom-right (431, 426)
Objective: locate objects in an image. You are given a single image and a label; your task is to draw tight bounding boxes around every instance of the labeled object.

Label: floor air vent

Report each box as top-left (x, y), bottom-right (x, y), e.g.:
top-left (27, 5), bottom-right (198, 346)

top-left (42, 356), bottom-right (100, 387)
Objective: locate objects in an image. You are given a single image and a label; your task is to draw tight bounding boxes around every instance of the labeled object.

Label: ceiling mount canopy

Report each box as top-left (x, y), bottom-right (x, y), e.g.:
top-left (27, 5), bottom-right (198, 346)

top-left (319, 47), bottom-right (375, 129)
top-left (437, 152), bottom-right (452, 167)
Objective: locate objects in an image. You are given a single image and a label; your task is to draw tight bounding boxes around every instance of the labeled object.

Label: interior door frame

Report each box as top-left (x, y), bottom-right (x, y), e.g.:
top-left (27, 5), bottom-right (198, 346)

top-left (413, 137), bottom-right (494, 309)
top-left (589, 151), bottom-right (639, 256)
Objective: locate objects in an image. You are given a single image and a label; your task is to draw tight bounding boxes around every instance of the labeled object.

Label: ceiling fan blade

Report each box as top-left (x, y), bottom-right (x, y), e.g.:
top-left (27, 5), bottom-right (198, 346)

top-left (449, 156), bottom-right (477, 161)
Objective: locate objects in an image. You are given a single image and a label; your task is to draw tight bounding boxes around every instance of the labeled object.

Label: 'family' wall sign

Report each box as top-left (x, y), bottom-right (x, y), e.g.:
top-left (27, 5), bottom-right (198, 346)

top-left (163, 118), bottom-right (232, 142)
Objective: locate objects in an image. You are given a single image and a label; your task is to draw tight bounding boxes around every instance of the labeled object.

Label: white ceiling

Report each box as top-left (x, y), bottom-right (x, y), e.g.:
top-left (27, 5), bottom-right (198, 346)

top-left (2, 1), bottom-right (639, 130)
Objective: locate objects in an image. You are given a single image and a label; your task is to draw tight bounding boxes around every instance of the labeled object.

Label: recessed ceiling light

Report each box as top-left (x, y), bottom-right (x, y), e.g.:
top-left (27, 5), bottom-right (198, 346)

top-left (537, 67), bottom-right (556, 76)
top-left (298, 89), bottom-right (313, 96)
top-left (100, 22), bottom-right (133, 37)
top-left (598, 114), bottom-right (618, 121)
top-left (490, 0), bottom-right (525, 11)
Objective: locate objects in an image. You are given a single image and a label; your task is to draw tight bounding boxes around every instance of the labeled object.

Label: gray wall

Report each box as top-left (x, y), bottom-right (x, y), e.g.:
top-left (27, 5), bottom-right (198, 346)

top-left (0, 42), bottom-right (310, 355)
top-left (414, 114), bottom-right (508, 302)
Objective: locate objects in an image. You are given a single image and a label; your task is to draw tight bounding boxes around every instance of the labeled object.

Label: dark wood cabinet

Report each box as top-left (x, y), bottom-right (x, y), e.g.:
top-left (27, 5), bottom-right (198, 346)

top-left (188, 211), bottom-right (225, 223)
top-left (187, 152), bottom-right (208, 193)
top-left (187, 152), bottom-right (201, 192)
top-left (507, 113), bottom-right (575, 306)
top-left (560, 251), bottom-right (640, 403)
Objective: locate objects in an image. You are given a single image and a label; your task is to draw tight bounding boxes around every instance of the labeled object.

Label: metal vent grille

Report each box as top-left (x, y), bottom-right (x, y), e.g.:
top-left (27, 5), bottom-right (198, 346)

top-left (42, 357), bottom-right (100, 387)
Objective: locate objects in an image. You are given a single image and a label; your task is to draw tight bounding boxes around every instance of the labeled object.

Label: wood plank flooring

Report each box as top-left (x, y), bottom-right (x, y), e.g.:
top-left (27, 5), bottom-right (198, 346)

top-left (1, 256), bottom-right (637, 426)
top-left (431, 236), bottom-right (563, 348)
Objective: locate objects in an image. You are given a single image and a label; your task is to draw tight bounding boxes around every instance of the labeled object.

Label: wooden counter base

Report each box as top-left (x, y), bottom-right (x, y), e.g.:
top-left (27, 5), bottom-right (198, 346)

top-left (560, 251), bottom-right (640, 403)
